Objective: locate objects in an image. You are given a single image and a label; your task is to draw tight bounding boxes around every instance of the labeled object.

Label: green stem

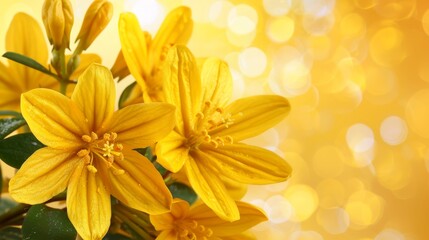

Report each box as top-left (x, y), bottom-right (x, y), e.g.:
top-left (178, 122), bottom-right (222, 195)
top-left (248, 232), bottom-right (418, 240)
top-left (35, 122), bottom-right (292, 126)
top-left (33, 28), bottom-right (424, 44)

top-left (114, 210), bottom-right (154, 240)
top-left (0, 203), bottom-right (29, 225)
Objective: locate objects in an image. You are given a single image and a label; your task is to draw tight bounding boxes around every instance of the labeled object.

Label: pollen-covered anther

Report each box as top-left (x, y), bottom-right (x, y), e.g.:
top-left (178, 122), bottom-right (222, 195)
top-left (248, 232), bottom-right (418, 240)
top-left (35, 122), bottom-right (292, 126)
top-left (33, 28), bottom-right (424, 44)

top-left (82, 135), bottom-right (92, 143)
top-left (87, 165), bottom-right (98, 173)
top-left (195, 112), bottom-right (204, 119)
top-left (225, 135), bottom-right (234, 144)
top-left (215, 107), bottom-right (223, 113)
top-left (77, 149), bottom-right (89, 157)
top-left (113, 169), bottom-right (125, 175)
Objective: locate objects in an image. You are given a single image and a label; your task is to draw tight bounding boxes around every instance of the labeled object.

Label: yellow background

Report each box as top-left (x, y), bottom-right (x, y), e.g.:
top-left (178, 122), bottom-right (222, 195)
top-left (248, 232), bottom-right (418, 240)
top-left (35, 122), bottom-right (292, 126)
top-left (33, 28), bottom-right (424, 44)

top-left (1, 0), bottom-right (429, 239)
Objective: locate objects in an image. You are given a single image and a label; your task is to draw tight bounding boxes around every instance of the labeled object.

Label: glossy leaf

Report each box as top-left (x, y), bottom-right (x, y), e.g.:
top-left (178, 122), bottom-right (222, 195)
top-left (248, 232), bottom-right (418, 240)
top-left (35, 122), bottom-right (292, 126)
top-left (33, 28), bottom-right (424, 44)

top-left (2, 52), bottom-right (56, 78)
top-left (168, 182), bottom-right (197, 205)
top-left (0, 116), bottom-right (26, 139)
top-left (0, 133), bottom-right (44, 169)
top-left (118, 81), bottom-right (136, 109)
top-left (22, 204), bottom-right (76, 240)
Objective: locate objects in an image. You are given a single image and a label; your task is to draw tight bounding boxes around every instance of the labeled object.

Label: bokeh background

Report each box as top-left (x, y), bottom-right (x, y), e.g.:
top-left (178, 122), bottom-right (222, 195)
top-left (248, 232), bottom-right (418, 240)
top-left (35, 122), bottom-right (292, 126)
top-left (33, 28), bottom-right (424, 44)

top-left (1, 0), bottom-right (429, 239)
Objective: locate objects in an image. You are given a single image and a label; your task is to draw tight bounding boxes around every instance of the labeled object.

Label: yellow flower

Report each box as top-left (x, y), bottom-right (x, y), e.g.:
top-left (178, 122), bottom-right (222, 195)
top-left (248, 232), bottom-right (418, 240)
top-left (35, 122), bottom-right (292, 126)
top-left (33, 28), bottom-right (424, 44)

top-left (42, 0), bottom-right (74, 49)
top-left (9, 64), bottom-right (175, 240)
top-left (150, 199), bottom-right (267, 240)
top-left (114, 6), bottom-right (193, 103)
top-left (75, 0), bottom-right (113, 51)
top-left (155, 46), bottom-right (292, 221)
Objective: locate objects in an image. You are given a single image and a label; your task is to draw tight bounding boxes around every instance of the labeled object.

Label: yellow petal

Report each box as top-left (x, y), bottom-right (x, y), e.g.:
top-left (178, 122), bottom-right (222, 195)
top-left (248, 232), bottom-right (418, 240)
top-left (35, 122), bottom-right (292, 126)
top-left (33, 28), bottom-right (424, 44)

top-left (163, 46), bottom-right (201, 136)
top-left (150, 6), bottom-right (193, 67)
top-left (109, 148), bottom-right (172, 214)
top-left (156, 131), bottom-right (189, 173)
top-left (212, 95), bottom-right (291, 141)
top-left (201, 143), bottom-right (292, 184)
top-left (68, 53), bottom-right (102, 80)
top-left (9, 148), bottom-right (79, 204)
top-left (200, 58), bottom-right (232, 107)
top-left (189, 201), bottom-right (267, 236)
top-left (155, 230), bottom-right (177, 240)
top-left (6, 12), bottom-right (48, 90)
top-left (0, 63), bottom-right (19, 110)
top-left (67, 162), bottom-right (111, 240)
top-left (21, 88), bottom-right (88, 149)
top-left (184, 155), bottom-right (239, 221)
top-left (71, 64), bottom-right (115, 131)
top-left (222, 233), bottom-right (257, 240)
top-left (111, 49), bottom-right (130, 80)
top-left (150, 199), bottom-right (189, 231)
top-left (106, 102), bottom-right (175, 148)
top-left (118, 12), bottom-right (149, 89)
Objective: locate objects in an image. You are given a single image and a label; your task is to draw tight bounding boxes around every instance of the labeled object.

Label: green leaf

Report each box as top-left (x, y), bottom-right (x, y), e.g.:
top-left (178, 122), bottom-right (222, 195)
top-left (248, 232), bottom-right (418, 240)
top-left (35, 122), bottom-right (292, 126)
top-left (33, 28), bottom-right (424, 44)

top-left (103, 233), bottom-right (133, 240)
top-left (0, 133), bottom-right (44, 169)
top-left (118, 81), bottom-right (137, 109)
top-left (0, 227), bottom-right (22, 240)
top-left (2, 52), bottom-right (57, 78)
top-left (134, 147), bottom-right (154, 161)
top-left (0, 198), bottom-right (18, 215)
top-left (168, 182), bottom-right (198, 205)
top-left (22, 204), bottom-right (76, 240)
top-left (0, 116), bottom-right (26, 140)
top-left (0, 111), bottom-right (21, 118)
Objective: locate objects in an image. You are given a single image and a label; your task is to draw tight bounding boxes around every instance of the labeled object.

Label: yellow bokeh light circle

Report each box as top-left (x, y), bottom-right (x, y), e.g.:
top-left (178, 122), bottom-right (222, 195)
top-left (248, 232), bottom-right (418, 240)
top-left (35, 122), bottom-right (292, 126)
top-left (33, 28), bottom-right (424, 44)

top-left (290, 230), bottom-right (323, 240)
top-left (369, 26), bottom-right (407, 67)
top-left (238, 47), bottom-right (267, 78)
top-left (263, 0), bottom-right (292, 17)
top-left (312, 145), bottom-right (345, 178)
top-left (266, 16), bottom-right (295, 43)
top-left (316, 207), bottom-right (350, 234)
top-left (375, 0), bottom-right (416, 20)
top-left (353, 0), bottom-right (376, 9)
top-left (263, 195), bottom-right (293, 223)
top-left (374, 148), bottom-right (412, 191)
top-left (380, 115), bottom-right (408, 145)
top-left (284, 184), bottom-right (319, 222)
top-left (345, 190), bottom-right (384, 229)
top-left (316, 179), bottom-right (346, 208)
top-left (227, 4), bottom-right (258, 35)
top-left (422, 9), bottom-right (429, 37)
top-left (346, 123), bottom-right (374, 153)
top-left (209, 0), bottom-right (234, 28)
top-left (375, 229), bottom-right (405, 240)
top-left (124, 0), bottom-right (165, 33)
top-left (405, 89), bottom-right (429, 138)
top-left (340, 13), bottom-right (366, 40)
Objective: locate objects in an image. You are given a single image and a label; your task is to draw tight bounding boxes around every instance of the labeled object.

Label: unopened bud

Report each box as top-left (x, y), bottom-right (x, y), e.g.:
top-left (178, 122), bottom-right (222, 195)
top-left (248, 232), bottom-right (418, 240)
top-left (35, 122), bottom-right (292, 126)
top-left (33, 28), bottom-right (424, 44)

top-left (42, 0), bottom-right (74, 49)
top-left (75, 0), bottom-right (113, 51)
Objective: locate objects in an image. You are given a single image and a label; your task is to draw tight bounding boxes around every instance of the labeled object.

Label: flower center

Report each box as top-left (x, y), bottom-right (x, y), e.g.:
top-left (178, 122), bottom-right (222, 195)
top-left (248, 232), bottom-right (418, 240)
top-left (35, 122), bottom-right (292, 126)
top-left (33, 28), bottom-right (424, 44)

top-left (77, 132), bottom-right (125, 174)
top-left (177, 219), bottom-right (213, 240)
top-left (187, 101), bottom-right (236, 149)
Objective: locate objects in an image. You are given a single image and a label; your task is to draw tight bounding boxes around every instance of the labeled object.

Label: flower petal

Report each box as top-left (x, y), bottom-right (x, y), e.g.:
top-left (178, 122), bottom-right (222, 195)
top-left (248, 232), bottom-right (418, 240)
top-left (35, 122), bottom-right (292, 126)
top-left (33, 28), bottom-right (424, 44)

top-left (155, 230), bottom-right (177, 240)
top-left (202, 143), bottom-right (292, 184)
top-left (6, 13), bottom-right (48, 90)
top-left (156, 131), bottom-right (189, 173)
top-left (71, 64), bottom-right (115, 131)
top-left (21, 88), bottom-right (88, 149)
top-left (67, 162), bottom-right (111, 240)
top-left (212, 95), bottom-right (291, 141)
top-left (118, 12), bottom-right (149, 90)
top-left (105, 102), bottom-right (175, 148)
top-left (109, 148), bottom-right (172, 214)
top-left (184, 153), bottom-right (239, 221)
top-left (9, 148), bottom-right (79, 204)
top-left (163, 46), bottom-right (201, 136)
top-left (200, 58), bottom-right (232, 107)
top-left (150, 199), bottom-right (189, 231)
top-left (69, 53), bottom-right (102, 80)
top-left (150, 6), bottom-right (193, 68)
top-left (111, 50), bottom-right (130, 80)
top-left (0, 63), bottom-right (19, 110)
top-left (188, 201), bottom-right (267, 236)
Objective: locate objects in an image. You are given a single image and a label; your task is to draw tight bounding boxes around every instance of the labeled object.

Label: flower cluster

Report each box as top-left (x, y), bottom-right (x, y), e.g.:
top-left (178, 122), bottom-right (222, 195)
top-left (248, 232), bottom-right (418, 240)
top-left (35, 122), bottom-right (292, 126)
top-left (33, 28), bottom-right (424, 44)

top-left (0, 1), bottom-right (292, 239)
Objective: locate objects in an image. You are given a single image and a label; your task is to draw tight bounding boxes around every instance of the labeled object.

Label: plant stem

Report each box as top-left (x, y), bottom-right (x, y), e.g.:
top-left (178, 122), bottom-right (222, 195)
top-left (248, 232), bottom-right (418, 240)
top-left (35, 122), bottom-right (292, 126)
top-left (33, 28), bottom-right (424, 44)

top-left (0, 203), bottom-right (29, 225)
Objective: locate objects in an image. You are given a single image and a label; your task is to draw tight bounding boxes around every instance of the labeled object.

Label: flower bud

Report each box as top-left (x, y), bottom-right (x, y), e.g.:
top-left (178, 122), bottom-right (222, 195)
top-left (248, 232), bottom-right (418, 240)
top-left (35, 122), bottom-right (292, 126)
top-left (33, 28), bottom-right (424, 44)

top-left (42, 0), bottom-right (74, 49)
top-left (75, 0), bottom-right (113, 51)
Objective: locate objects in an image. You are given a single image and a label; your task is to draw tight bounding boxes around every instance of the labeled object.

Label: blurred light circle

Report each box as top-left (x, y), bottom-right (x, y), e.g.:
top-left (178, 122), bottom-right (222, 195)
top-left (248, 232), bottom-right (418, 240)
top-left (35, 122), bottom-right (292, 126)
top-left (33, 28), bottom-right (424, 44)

top-left (302, 13), bottom-right (335, 36)
top-left (209, 0), bottom-right (234, 28)
top-left (345, 190), bottom-right (384, 228)
top-left (125, 0), bottom-right (165, 33)
top-left (370, 27), bottom-right (406, 67)
top-left (316, 207), bottom-right (350, 234)
top-left (353, 0), bottom-right (376, 9)
top-left (284, 184), bottom-right (319, 222)
top-left (346, 123), bottom-right (375, 153)
top-left (375, 229), bottom-right (405, 240)
top-left (264, 195), bottom-right (293, 223)
top-left (290, 230), bottom-right (323, 240)
top-left (405, 89), bottom-right (429, 138)
top-left (340, 13), bottom-right (366, 39)
top-left (380, 116), bottom-right (408, 145)
top-left (422, 9), bottom-right (429, 37)
top-left (229, 68), bottom-right (245, 101)
top-left (227, 4), bottom-right (258, 35)
top-left (238, 47), bottom-right (267, 77)
top-left (266, 16), bottom-right (295, 43)
top-left (375, 0), bottom-right (416, 20)
top-left (183, 0), bottom-right (213, 23)
top-left (263, 0), bottom-right (292, 16)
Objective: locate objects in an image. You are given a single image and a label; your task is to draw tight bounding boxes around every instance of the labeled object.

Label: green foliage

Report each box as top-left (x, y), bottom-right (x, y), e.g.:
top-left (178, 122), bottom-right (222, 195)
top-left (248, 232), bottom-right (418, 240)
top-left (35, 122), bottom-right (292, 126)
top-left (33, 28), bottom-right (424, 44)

top-left (0, 227), bottom-right (22, 240)
top-left (0, 133), bottom-right (44, 169)
top-left (0, 116), bottom-right (26, 140)
top-left (103, 233), bottom-right (133, 240)
top-left (22, 204), bottom-right (76, 240)
top-left (2, 52), bottom-right (57, 79)
top-left (118, 81), bottom-right (137, 109)
top-left (168, 182), bottom-right (198, 205)
top-left (0, 198), bottom-right (18, 215)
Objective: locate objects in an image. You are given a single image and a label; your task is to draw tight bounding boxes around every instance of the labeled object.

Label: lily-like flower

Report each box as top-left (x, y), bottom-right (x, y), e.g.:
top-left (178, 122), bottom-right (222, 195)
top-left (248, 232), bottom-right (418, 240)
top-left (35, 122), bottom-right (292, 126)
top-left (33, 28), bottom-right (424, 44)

top-left (75, 0), bottom-right (113, 51)
top-left (9, 64), bottom-right (175, 240)
top-left (150, 199), bottom-right (267, 240)
top-left (0, 13), bottom-right (57, 111)
top-left (155, 46), bottom-right (292, 221)
top-left (42, 0), bottom-right (74, 49)
top-left (115, 6), bottom-right (193, 103)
